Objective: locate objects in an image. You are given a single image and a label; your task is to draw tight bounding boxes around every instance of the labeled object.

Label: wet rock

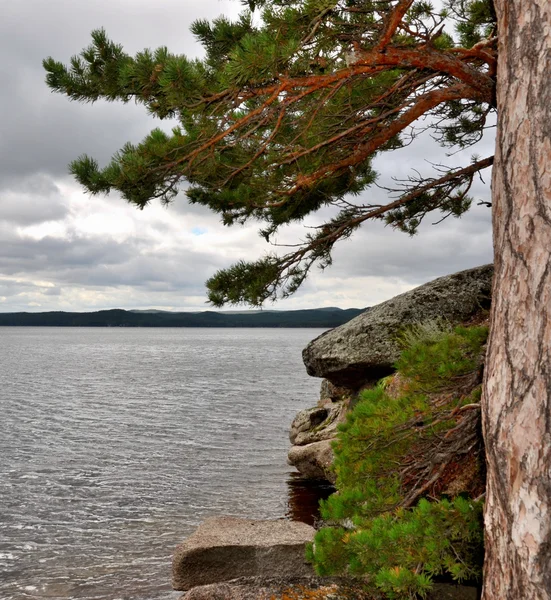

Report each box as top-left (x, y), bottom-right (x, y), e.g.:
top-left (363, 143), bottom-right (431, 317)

top-left (302, 264), bottom-right (493, 388)
top-left (287, 440), bottom-right (335, 483)
top-left (172, 517), bottom-right (315, 591)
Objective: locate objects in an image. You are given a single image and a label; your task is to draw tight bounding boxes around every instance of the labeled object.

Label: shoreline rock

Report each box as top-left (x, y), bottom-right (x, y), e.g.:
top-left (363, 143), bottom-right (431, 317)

top-left (289, 265), bottom-right (493, 481)
top-left (179, 580), bottom-right (479, 600)
top-left (287, 439), bottom-right (336, 483)
top-left (287, 382), bottom-right (352, 482)
top-left (178, 577), bottom-right (366, 600)
top-left (289, 402), bottom-right (347, 447)
top-left (172, 266), bottom-right (492, 599)
top-left (172, 517), bottom-right (315, 591)
top-left (303, 264), bottom-right (493, 388)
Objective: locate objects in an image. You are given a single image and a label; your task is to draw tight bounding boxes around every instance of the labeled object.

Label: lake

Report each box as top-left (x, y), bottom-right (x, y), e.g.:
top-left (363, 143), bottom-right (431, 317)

top-left (0, 327), bottom-right (327, 600)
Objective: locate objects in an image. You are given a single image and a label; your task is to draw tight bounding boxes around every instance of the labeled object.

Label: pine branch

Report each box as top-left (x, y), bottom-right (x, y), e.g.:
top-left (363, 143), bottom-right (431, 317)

top-left (45, 0), bottom-right (498, 306)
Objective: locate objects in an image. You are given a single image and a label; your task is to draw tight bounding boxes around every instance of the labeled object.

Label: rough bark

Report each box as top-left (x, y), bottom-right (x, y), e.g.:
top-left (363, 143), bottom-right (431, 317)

top-left (482, 2), bottom-right (551, 598)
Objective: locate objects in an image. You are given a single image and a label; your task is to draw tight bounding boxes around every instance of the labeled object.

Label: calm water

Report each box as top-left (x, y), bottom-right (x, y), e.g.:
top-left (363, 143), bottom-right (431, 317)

top-left (0, 327), bottom-right (326, 600)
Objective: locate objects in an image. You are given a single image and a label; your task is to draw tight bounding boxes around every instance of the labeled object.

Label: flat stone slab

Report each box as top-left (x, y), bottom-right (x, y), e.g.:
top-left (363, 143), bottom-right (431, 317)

top-left (172, 517), bottom-right (316, 591)
top-left (178, 578), bottom-right (351, 600)
top-left (302, 264), bottom-right (493, 387)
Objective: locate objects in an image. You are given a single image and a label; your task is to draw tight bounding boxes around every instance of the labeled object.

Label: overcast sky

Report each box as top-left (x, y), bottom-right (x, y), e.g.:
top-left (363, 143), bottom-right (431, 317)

top-left (0, 0), bottom-right (494, 313)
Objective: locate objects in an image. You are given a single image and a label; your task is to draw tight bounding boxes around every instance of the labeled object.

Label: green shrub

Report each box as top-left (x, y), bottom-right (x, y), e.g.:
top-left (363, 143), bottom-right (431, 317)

top-left (323, 384), bottom-right (431, 520)
top-left (311, 498), bottom-right (484, 598)
top-left (309, 323), bottom-right (488, 598)
top-left (396, 323), bottom-right (488, 392)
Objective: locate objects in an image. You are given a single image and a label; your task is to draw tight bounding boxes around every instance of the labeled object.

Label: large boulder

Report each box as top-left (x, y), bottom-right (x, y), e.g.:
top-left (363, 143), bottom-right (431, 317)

top-left (303, 264), bottom-right (493, 387)
top-left (172, 517), bottom-right (315, 591)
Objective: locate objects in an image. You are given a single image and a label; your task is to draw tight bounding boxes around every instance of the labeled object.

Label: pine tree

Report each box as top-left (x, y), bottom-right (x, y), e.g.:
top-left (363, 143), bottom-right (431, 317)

top-left (44, 3), bottom-right (551, 597)
top-left (43, 0), bottom-right (496, 306)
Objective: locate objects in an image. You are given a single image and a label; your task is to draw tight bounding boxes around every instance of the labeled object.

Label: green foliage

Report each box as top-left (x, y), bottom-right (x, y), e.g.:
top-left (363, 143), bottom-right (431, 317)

top-left (322, 323), bottom-right (488, 519)
top-left (322, 498), bottom-right (483, 597)
top-left (324, 384), bottom-right (430, 519)
top-left (206, 257), bottom-right (283, 306)
top-left (312, 498), bottom-right (484, 598)
top-left (44, 1), bottom-right (497, 305)
top-left (396, 322), bottom-right (488, 391)
top-left (448, 0), bottom-right (496, 47)
top-left (310, 323), bottom-right (488, 598)
top-left (396, 319), bottom-right (453, 349)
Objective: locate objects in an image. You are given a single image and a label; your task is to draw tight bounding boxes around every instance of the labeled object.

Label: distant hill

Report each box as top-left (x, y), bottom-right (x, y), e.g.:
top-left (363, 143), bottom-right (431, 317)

top-left (0, 307), bottom-right (366, 328)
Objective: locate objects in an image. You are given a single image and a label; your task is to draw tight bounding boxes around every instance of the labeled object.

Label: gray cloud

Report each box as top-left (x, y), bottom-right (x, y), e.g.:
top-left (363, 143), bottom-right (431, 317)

top-left (0, 228), bottom-right (219, 282)
top-left (0, 278), bottom-right (44, 298)
top-left (0, 0), bottom-right (496, 312)
top-left (334, 211), bottom-right (492, 281)
top-left (0, 235), bottom-right (129, 279)
top-left (0, 175), bottom-right (69, 225)
top-left (1, 0), bottom-right (240, 182)
top-left (71, 251), bottom-right (220, 290)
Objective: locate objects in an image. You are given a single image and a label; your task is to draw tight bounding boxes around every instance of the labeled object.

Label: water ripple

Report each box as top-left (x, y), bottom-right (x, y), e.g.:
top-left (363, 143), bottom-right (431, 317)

top-left (0, 327), bottom-right (324, 600)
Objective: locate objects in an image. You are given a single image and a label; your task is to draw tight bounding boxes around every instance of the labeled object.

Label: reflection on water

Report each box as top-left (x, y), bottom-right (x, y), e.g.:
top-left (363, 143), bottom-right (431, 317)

top-left (286, 473), bottom-right (335, 526)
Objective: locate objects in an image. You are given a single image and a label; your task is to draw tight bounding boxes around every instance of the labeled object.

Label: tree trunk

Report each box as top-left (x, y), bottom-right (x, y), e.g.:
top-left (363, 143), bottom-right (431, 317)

top-left (482, 1), bottom-right (551, 598)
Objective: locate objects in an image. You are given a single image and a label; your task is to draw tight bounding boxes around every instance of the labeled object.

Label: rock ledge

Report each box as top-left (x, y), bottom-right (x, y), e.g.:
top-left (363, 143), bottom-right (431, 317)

top-left (302, 264), bottom-right (493, 387)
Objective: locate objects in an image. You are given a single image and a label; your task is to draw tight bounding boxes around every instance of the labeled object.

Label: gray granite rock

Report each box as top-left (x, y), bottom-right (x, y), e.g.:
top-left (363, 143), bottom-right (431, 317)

top-left (172, 517), bottom-right (315, 591)
top-left (178, 577), bottom-right (371, 600)
top-left (289, 402), bottom-right (347, 446)
top-left (179, 579), bottom-right (478, 600)
top-left (287, 439), bottom-right (335, 482)
top-left (289, 406), bottom-right (329, 445)
top-left (180, 583), bottom-right (236, 599)
top-left (303, 264), bottom-right (493, 387)
top-left (319, 380), bottom-right (351, 405)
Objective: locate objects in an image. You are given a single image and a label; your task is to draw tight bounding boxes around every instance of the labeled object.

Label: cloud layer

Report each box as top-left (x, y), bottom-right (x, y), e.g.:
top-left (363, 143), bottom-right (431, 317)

top-left (0, 1), bottom-right (494, 312)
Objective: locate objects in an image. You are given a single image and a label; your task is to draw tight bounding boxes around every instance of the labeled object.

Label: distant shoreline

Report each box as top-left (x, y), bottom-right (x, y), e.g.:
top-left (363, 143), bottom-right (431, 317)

top-left (0, 307), bottom-right (365, 328)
